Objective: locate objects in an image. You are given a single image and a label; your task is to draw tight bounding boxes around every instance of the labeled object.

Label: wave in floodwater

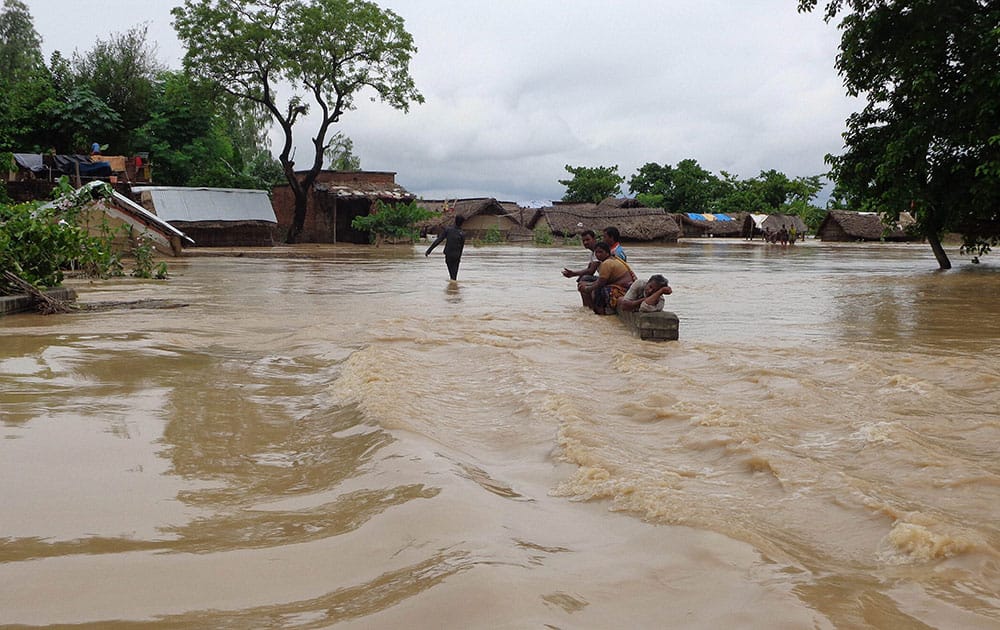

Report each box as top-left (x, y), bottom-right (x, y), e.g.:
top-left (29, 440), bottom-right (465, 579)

top-left (1, 241), bottom-right (998, 628)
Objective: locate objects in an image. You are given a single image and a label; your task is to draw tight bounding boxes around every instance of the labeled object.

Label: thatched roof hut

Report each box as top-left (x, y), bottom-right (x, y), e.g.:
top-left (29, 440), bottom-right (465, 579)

top-left (534, 198), bottom-right (680, 242)
top-left (816, 210), bottom-right (919, 242)
top-left (742, 213), bottom-right (809, 240)
top-left (271, 170), bottom-right (415, 243)
top-left (417, 198), bottom-right (533, 241)
top-left (674, 212), bottom-right (745, 238)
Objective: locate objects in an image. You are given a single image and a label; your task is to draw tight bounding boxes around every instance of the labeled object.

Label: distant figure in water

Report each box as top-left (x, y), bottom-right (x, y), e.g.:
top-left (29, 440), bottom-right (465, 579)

top-left (425, 215), bottom-right (466, 280)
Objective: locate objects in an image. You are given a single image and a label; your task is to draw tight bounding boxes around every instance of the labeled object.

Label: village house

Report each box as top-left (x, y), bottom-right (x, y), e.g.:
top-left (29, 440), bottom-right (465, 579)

top-left (417, 198), bottom-right (533, 241)
top-left (741, 213), bottom-right (809, 240)
top-left (532, 198), bottom-right (681, 242)
top-left (270, 170), bottom-right (415, 243)
top-left (132, 186), bottom-right (278, 247)
top-left (675, 212), bottom-right (745, 238)
top-left (41, 181), bottom-right (193, 257)
top-left (816, 210), bottom-right (919, 242)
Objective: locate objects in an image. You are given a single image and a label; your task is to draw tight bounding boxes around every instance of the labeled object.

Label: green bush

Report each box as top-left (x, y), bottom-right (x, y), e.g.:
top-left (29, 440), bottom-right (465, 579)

top-left (0, 177), bottom-right (165, 294)
top-left (351, 199), bottom-right (435, 246)
top-left (533, 224), bottom-right (554, 245)
top-left (480, 225), bottom-right (503, 244)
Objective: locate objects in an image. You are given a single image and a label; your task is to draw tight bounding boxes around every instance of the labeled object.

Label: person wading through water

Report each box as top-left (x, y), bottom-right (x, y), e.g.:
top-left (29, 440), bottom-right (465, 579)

top-left (425, 215), bottom-right (466, 281)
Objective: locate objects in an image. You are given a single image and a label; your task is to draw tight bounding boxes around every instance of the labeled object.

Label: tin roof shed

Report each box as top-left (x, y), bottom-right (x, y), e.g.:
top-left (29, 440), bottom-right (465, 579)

top-left (131, 187), bottom-right (277, 223)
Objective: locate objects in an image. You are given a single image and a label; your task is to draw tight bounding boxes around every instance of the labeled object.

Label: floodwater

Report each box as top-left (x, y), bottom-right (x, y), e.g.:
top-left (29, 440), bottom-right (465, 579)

top-left (1, 239), bottom-right (998, 629)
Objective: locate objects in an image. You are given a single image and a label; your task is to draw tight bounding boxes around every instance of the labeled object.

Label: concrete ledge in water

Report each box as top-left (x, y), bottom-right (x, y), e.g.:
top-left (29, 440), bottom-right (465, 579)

top-left (0, 287), bottom-right (77, 316)
top-left (617, 309), bottom-right (679, 341)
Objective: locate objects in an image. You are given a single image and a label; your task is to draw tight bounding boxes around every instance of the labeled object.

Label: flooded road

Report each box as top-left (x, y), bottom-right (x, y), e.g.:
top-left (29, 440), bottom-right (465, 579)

top-left (1, 240), bottom-right (998, 628)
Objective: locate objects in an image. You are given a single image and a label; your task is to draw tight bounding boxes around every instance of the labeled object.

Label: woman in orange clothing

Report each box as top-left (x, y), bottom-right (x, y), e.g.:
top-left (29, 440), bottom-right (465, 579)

top-left (580, 242), bottom-right (637, 315)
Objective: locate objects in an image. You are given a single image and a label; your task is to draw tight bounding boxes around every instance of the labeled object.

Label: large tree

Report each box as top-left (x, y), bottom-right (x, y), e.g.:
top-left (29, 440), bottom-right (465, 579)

top-left (0, 0), bottom-right (42, 84)
top-left (0, 0), bottom-right (46, 149)
top-left (627, 162), bottom-right (673, 208)
top-left (72, 25), bottom-right (163, 154)
top-left (799, 0), bottom-right (1000, 269)
top-left (559, 164), bottom-right (624, 203)
top-left (627, 159), bottom-right (722, 213)
top-left (172, 0), bottom-right (423, 243)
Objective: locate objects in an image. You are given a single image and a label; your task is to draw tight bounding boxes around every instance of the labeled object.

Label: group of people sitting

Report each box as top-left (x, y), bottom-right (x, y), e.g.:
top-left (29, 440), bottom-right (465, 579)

top-left (562, 227), bottom-right (672, 315)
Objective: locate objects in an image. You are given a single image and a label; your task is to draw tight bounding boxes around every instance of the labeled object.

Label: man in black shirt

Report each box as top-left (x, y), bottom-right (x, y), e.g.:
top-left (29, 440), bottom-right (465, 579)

top-left (425, 215), bottom-right (466, 280)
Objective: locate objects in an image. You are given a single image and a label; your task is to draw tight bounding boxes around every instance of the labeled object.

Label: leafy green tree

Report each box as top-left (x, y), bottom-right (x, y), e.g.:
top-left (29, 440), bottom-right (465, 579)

top-left (173, 0), bottom-right (423, 243)
top-left (627, 159), bottom-right (723, 213)
top-left (714, 171), bottom-right (767, 214)
top-left (350, 199), bottom-right (433, 246)
top-left (0, 0), bottom-right (43, 85)
top-left (799, 0), bottom-right (1000, 268)
top-left (220, 100), bottom-right (284, 188)
top-left (325, 131), bottom-right (361, 171)
top-left (133, 70), bottom-right (281, 189)
top-left (559, 164), bottom-right (624, 203)
top-left (0, 0), bottom-right (49, 150)
top-left (133, 71), bottom-right (218, 185)
top-left (628, 162), bottom-right (674, 207)
top-left (42, 85), bottom-right (122, 152)
top-left (0, 180), bottom-right (127, 293)
top-left (668, 158), bottom-right (723, 214)
top-left (71, 25), bottom-right (163, 153)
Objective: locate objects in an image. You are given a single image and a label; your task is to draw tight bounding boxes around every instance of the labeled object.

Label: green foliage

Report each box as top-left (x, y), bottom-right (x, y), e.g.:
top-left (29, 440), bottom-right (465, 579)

top-left (131, 233), bottom-right (167, 279)
top-left (562, 233), bottom-right (582, 247)
top-left (0, 178), bottom-right (171, 294)
top-left (628, 159), bottom-right (723, 213)
top-left (1, 181), bottom-right (105, 291)
top-left (628, 162), bottom-right (673, 205)
top-left (132, 70), bottom-right (282, 188)
top-left (479, 225), bottom-right (503, 245)
top-left (350, 199), bottom-right (434, 245)
top-left (0, 0), bottom-right (44, 85)
top-left (559, 164), bottom-right (624, 203)
top-left (667, 159), bottom-right (724, 214)
top-left (71, 25), bottom-right (163, 153)
top-left (533, 224), bottom-right (554, 245)
top-left (42, 85), bottom-right (122, 152)
top-left (0, 0), bottom-right (53, 152)
top-left (325, 131), bottom-right (361, 171)
top-left (628, 159), bottom-right (826, 230)
top-left (799, 0), bottom-right (1000, 267)
top-left (174, 0), bottom-right (424, 242)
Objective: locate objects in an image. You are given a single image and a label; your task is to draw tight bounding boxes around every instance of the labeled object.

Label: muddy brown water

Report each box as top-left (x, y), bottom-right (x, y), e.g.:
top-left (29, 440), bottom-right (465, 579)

top-left (2, 240), bottom-right (998, 628)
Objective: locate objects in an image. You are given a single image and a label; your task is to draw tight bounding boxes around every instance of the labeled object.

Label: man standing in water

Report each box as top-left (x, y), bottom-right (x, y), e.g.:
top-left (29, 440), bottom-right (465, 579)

top-left (562, 229), bottom-right (600, 305)
top-left (425, 215), bottom-right (466, 280)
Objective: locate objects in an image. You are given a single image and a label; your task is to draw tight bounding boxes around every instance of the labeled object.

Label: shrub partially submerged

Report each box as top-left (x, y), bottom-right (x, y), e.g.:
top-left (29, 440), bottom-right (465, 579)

top-left (1, 177), bottom-right (166, 296)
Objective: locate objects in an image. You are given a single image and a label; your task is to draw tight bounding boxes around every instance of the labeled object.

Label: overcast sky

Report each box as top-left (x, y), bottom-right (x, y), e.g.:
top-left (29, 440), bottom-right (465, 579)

top-left (25, 0), bottom-right (857, 204)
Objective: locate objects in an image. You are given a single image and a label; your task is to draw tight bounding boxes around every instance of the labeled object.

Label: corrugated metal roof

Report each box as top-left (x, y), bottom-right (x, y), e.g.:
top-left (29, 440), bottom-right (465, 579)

top-left (132, 186), bottom-right (277, 223)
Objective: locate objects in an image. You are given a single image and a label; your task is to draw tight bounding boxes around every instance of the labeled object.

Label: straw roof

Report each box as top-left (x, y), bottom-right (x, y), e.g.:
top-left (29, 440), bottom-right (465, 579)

top-left (538, 198), bottom-right (680, 241)
top-left (817, 210), bottom-right (918, 241)
top-left (675, 212), bottom-right (746, 237)
top-left (416, 197), bottom-right (533, 238)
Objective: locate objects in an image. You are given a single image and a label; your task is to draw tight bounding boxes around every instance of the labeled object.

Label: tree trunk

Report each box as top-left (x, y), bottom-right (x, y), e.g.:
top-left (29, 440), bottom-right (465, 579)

top-left (285, 186), bottom-right (308, 244)
top-left (927, 232), bottom-right (951, 270)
